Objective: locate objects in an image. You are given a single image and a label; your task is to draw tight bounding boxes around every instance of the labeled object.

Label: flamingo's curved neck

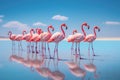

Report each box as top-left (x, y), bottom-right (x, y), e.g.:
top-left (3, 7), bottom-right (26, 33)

top-left (61, 25), bottom-right (65, 37)
top-left (8, 31), bottom-right (12, 38)
top-left (72, 30), bottom-right (77, 35)
top-left (81, 25), bottom-right (86, 37)
top-left (22, 31), bottom-right (26, 35)
top-left (30, 29), bottom-right (34, 37)
top-left (47, 26), bottom-right (51, 34)
top-left (94, 28), bottom-right (97, 38)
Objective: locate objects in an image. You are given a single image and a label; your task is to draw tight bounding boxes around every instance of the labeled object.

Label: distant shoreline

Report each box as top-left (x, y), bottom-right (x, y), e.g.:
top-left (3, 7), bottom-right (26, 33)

top-left (1, 37), bottom-right (120, 41)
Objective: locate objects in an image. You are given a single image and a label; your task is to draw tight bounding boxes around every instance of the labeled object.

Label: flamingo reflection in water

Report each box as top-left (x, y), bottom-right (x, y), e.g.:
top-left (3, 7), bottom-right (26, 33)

top-left (10, 52), bottom-right (44, 71)
top-left (65, 53), bottom-right (86, 80)
top-left (83, 56), bottom-right (100, 79)
top-left (36, 59), bottom-right (65, 80)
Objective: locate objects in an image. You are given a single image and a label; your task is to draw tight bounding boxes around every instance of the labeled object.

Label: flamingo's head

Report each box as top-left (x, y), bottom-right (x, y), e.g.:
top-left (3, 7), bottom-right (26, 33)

top-left (30, 29), bottom-right (35, 33)
top-left (61, 23), bottom-right (68, 30)
top-left (22, 30), bottom-right (27, 35)
top-left (72, 30), bottom-right (77, 34)
top-left (48, 25), bottom-right (54, 31)
top-left (82, 22), bottom-right (90, 29)
top-left (8, 31), bottom-right (12, 35)
top-left (36, 28), bottom-right (43, 34)
top-left (94, 26), bottom-right (100, 32)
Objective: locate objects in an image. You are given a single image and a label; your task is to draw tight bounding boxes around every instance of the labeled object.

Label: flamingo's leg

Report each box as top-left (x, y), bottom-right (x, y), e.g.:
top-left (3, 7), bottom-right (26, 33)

top-left (53, 43), bottom-right (57, 59)
top-left (20, 41), bottom-right (23, 51)
top-left (91, 43), bottom-right (95, 56)
top-left (41, 42), bottom-right (44, 56)
top-left (47, 43), bottom-right (52, 58)
top-left (78, 43), bottom-right (81, 59)
top-left (38, 42), bottom-right (40, 53)
top-left (31, 42), bottom-right (35, 53)
top-left (13, 41), bottom-right (16, 51)
top-left (44, 42), bottom-right (46, 55)
top-left (88, 43), bottom-right (90, 57)
top-left (71, 42), bottom-right (74, 55)
top-left (56, 43), bottom-right (59, 60)
top-left (75, 42), bottom-right (78, 56)
top-left (35, 42), bottom-right (39, 54)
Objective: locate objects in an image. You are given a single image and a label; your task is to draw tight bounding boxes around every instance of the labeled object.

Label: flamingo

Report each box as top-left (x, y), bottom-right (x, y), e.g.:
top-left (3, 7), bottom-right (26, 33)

top-left (84, 59), bottom-right (99, 79)
top-left (67, 30), bottom-right (77, 55)
top-left (14, 33), bottom-right (24, 51)
top-left (65, 58), bottom-right (86, 79)
top-left (23, 29), bottom-right (35, 53)
top-left (73, 22), bottom-right (90, 59)
top-left (29, 28), bottom-right (40, 53)
top-left (39, 25), bottom-right (54, 58)
top-left (48, 23), bottom-right (68, 60)
top-left (32, 28), bottom-right (43, 53)
top-left (84, 26), bottom-right (100, 56)
top-left (8, 31), bottom-right (17, 52)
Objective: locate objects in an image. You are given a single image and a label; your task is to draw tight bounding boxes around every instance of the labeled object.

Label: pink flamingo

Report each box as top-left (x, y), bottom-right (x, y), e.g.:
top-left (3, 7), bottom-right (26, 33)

top-left (39, 25), bottom-right (54, 58)
top-left (67, 30), bottom-right (77, 55)
top-left (32, 28), bottom-right (43, 53)
top-left (48, 23), bottom-right (68, 60)
top-left (23, 29), bottom-right (35, 53)
top-left (84, 26), bottom-right (100, 56)
top-left (73, 22), bottom-right (90, 59)
top-left (8, 31), bottom-right (17, 51)
top-left (14, 33), bottom-right (24, 51)
top-left (29, 28), bottom-right (40, 53)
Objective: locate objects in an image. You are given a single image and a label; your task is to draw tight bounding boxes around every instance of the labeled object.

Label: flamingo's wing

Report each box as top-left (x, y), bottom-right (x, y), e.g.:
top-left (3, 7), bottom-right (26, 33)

top-left (84, 34), bottom-right (95, 42)
top-left (74, 33), bottom-right (84, 42)
top-left (48, 32), bottom-right (61, 42)
top-left (41, 32), bottom-right (51, 41)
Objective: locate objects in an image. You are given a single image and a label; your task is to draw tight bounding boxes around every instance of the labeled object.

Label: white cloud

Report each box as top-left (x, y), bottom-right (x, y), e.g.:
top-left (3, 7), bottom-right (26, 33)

top-left (3, 21), bottom-right (30, 31)
top-left (105, 21), bottom-right (120, 25)
top-left (52, 15), bottom-right (68, 21)
top-left (33, 22), bottom-right (47, 27)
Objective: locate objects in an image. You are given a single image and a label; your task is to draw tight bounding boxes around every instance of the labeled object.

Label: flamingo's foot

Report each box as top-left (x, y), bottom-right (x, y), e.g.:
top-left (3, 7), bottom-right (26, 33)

top-left (80, 57), bottom-right (85, 60)
top-left (36, 51), bottom-right (39, 54)
top-left (50, 56), bottom-right (54, 59)
top-left (93, 54), bottom-right (96, 56)
top-left (57, 58), bottom-right (60, 61)
top-left (32, 51), bottom-right (35, 53)
top-left (73, 54), bottom-right (79, 57)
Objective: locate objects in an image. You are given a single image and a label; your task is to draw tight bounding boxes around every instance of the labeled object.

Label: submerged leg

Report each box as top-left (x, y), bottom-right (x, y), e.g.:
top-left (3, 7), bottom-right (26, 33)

top-left (75, 42), bottom-right (78, 56)
top-left (47, 43), bottom-right (52, 59)
top-left (36, 42), bottom-right (39, 54)
top-left (53, 43), bottom-right (57, 59)
top-left (71, 42), bottom-right (74, 55)
top-left (31, 42), bottom-right (35, 53)
top-left (56, 43), bottom-right (59, 60)
top-left (91, 42), bottom-right (95, 56)
top-left (20, 41), bottom-right (23, 51)
top-left (78, 43), bottom-right (82, 59)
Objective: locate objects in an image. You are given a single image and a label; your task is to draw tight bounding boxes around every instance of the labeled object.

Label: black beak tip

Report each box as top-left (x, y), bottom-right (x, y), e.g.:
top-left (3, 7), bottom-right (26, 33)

top-left (98, 29), bottom-right (100, 32)
top-left (66, 26), bottom-right (68, 29)
top-left (52, 29), bottom-right (54, 31)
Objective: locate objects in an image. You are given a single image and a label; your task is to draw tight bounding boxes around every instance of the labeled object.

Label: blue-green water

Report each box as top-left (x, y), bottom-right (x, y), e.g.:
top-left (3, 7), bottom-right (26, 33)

top-left (0, 40), bottom-right (120, 80)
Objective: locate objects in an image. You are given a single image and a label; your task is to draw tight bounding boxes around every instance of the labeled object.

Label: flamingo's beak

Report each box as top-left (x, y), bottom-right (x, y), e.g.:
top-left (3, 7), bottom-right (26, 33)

top-left (52, 28), bottom-right (54, 31)
top-left (88, 25), bottom-right (90, 29)
top-left (98, 29), bottom-right (100, 32)
top-left (66, 26), bottom-right (68, 30)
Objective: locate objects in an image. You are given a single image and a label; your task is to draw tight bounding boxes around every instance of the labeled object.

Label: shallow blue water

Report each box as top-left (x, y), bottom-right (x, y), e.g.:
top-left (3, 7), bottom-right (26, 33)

top-left (0, 40), bottom-right (120, 80)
